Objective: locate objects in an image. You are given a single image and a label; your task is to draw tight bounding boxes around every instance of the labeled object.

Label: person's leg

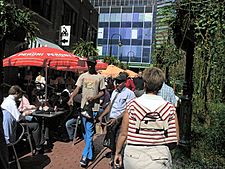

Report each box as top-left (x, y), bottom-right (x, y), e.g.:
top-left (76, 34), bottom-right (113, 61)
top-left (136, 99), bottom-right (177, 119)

top-left (81, 117), bottom-right (95, 160)
top-left (111, 121), bottom-right (121, 156)
top-left (27, 122), bottom-right (42, 150)
top-left (65, 118), bottom-right (76, 140)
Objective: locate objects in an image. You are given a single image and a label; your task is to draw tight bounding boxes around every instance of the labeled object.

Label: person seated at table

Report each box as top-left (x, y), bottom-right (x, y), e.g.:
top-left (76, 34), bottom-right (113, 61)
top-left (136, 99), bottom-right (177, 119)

top-left (65, 93), bottom-right (82, 141)
top-left (1, 85), bottom-right (44, 155)
top-left (35, 71), bottom-right (46, 90)
top-left (65, 76), bottom-right (75, 93)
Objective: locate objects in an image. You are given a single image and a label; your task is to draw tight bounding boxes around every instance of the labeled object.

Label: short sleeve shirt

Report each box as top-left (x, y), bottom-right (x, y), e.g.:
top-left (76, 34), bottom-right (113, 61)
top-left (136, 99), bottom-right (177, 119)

top-left (76, 72), bottom-right (106, 110)
top-left (109, 87), bottom-right (135, 119)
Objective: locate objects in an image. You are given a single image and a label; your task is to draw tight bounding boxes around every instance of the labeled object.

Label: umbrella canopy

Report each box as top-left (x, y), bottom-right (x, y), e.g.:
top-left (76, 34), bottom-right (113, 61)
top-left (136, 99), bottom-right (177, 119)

top-left (3, 47), bottom-right (108, 72)
top-left (124, 69), bottom-right (138, 78)
top-left (3, 47), bottom-right (82, 71)
top-left (75, 59), bottom-right (108, 72)
top-left (100, 65), bottom-right (124, 78)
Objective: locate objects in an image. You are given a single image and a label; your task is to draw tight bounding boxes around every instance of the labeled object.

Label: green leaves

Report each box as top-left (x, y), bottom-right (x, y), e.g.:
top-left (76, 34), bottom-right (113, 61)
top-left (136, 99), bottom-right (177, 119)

top-left (0, 1), bottom-right (39, 40)
top-left (72, 38), bottom-right (98, 58)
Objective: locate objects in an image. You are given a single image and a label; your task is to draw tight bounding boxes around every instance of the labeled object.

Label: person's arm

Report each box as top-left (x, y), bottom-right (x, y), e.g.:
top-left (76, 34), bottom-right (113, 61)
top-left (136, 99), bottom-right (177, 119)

top-left (87, 90), bottom-right (105, 101)
top-left (114, 110), bottom-right (129, 168)
top-left (68, 86), bottom-right (80, 106)
top-left (98, 101), bottom-right (112, 124)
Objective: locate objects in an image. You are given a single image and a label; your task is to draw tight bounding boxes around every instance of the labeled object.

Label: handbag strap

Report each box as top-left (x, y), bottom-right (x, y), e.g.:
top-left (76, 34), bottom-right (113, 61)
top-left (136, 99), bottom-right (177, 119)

top-left (103, 92), bottom-right (120, 124)
top-left (111, 92), bottom-right (119, 106)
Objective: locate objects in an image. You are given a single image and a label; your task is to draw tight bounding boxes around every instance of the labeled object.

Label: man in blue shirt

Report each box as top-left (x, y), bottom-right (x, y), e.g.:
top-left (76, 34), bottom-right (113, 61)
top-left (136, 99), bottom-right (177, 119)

top-left (158, 82), bottom-right (177, 106)
top-left (98, 73), bottom-right (135, 168)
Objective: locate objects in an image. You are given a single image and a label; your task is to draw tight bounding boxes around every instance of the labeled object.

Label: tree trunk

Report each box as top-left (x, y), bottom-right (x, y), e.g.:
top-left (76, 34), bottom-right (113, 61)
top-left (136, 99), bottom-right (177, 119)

top-left (0, 37), bottom-right (6, 103)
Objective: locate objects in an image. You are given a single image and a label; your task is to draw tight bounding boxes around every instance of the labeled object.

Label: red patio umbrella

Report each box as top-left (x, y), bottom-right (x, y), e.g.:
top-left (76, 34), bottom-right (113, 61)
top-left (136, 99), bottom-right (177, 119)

top-left (3, 47), bottom-right (108, 101)
top-left (3, 47), bottom-right (83, 101)
top-left (3, 47), bottom-right (82, 70)
top-left (3, 47), bottom-right (108, 72)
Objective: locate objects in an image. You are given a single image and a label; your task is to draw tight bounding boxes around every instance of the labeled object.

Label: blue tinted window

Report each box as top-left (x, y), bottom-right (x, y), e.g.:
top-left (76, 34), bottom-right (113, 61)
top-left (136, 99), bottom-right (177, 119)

top-left (137, 28), bottom-right (143, 39)
top-left (142, 48), bottom-right (151, 63)
top-left (133, 13), bottom-right (139, 22)
top-left (111, 45), bottom-right (119, 57)
top-left (99, 22), bottom-right (109, 27)
top-left (133, 13), bottom-right (144, 22)
top-left (98, 39), bottom-right (107, 45)
top-left (99, 14), bottom-right (109, 22)
top-left (121, 22), bottom-right (131, 27)
top-left (131, 46), bottom-right (142, 58)
top-left (143, 28), bottom-right (151, 39)
top-left (110, 22), bottom-right (120, 27)
top-left (102, 45), bottom-right (108, 56)
top-left (121, 39), bottom-right (131, 45)
top-left (143, 40), bottom-right (151, 45)
top-left (110, 13), bottom-right (121, 22)
top-left (131, 57), bottom-right (141, 62)
top-left (100, 8), bottom-right (109, 13)
top-left (133, 22), bottom-right (143, 28)
top-left (120, 28), bottom-right (132, 39)
top-left (103, 28), bottom-right (108, 39)
top-left (122, 13), bottom-right (132, 22)
top-left (132, 40), bottom-right (142, 45)
top-left (144, 22), bottom-right (151, 28)
top-left (109, 28), bottom-right (120, 38)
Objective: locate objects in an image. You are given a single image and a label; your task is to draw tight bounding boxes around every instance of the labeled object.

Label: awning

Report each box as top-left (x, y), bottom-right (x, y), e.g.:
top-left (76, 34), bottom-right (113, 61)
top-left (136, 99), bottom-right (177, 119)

top-left (28, 37), bottom-right (63, 50)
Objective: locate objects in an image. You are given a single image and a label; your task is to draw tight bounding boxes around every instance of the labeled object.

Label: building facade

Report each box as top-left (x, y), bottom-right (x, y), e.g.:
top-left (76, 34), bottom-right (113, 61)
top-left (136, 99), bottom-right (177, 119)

top-left (5, 0), bottom-right (98, 56)
top-left (3, 0), bottom-right (98, 89)
top-left (90, 0), bottom-right (156, 68)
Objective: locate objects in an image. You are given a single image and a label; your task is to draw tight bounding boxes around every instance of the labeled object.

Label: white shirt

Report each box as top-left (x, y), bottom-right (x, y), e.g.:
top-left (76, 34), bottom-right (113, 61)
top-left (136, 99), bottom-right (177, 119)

top-left (1, 95), bottom-right (21, 121)
top-left (35, 75), bottom-right (46, 89)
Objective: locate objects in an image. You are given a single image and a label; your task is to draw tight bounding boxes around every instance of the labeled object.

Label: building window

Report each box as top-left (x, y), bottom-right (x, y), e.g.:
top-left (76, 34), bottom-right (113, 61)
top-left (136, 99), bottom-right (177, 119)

top-left (23, 0), bottom-right (52, 21)
top-left (62, 3), bottom-right (77, 36)
top-left (82, 19), bottom-right (88, 40)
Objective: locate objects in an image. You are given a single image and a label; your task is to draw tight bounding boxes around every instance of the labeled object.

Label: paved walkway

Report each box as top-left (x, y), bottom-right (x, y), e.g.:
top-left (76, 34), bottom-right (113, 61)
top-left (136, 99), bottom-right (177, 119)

top-left (14, 134), bottom-right (112, 169)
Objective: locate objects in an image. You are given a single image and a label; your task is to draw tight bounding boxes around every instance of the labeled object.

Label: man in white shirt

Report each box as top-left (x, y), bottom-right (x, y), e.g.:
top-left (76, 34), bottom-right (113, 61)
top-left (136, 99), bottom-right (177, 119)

top-left (1, 85), bottom-right (43, 155)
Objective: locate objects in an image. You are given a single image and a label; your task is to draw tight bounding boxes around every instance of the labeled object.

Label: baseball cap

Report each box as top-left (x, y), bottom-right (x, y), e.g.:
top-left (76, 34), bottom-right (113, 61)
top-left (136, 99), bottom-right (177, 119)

top-left (115, 73), bottom-right (127, 82)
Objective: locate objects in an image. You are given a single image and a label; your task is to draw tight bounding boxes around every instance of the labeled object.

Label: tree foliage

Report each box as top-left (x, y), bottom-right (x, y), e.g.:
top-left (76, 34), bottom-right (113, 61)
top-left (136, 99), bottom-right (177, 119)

top-left (0, 1), bottom-right (39, 41)
top-left (71, 38), bottom-right (98, 58)
top-left (154, 0), bottom-right (225, 166)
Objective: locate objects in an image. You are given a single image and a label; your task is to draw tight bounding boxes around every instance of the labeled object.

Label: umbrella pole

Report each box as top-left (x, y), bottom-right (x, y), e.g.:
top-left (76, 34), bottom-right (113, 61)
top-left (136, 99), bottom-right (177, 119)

top-left (45, 61), bottom-right (48, 103)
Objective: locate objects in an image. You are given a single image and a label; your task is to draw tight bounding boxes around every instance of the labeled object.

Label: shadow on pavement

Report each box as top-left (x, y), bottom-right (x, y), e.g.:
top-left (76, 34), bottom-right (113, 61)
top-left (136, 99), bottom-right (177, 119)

top-left (87, 134), bottom-right (110, 169)
top-left (10, 154), bottom-right (51, 169)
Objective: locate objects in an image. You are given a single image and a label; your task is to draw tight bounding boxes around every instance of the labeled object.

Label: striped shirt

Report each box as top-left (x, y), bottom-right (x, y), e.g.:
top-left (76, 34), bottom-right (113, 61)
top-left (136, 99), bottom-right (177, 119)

top-left (158, 83), bottom-right (177, 106)
top-left (126, 94), bottom-right (178, 146)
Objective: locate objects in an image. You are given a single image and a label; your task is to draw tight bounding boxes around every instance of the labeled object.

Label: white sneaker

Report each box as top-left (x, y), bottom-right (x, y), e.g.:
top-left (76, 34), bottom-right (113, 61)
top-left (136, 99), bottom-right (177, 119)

top-left (81, 111), bottom-right (91, 119)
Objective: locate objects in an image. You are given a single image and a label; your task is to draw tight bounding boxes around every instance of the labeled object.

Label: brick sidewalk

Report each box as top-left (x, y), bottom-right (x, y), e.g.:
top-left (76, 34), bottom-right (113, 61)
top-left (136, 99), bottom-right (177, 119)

top-left (13, 134), bottom-right (112, 169)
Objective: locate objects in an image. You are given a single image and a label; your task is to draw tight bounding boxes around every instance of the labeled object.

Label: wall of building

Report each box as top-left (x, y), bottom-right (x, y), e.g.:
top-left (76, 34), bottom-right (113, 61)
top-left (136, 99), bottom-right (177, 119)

top-left (90, 0), bottom-right (156, 68)
top-left (5, 0), bottom-right (99, 56)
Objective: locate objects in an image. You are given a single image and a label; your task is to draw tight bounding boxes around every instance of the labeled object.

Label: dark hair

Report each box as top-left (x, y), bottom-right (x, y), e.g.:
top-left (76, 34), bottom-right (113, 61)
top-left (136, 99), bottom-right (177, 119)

top-left (143, 67), bottom-right (165, 94)
top-left (8, 85), bottom-right (24, 95)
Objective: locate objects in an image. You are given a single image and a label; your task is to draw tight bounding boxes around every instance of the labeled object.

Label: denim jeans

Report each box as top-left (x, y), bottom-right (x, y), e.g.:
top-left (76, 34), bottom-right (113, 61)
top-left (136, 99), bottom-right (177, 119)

top-left (81, 111), bottom-right (97, 160)
top-left (65, 118), bottom-right (76, 140)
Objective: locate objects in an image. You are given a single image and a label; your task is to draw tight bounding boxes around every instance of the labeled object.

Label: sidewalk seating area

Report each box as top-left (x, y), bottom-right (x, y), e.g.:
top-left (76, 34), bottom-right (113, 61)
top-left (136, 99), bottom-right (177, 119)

top-left (9, 134), bottom-right (111, 169)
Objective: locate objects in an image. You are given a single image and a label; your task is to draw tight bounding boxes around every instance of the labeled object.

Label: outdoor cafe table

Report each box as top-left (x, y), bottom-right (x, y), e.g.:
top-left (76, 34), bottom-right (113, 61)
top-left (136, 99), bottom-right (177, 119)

top-left (32, 110), bottom-right (67, 144)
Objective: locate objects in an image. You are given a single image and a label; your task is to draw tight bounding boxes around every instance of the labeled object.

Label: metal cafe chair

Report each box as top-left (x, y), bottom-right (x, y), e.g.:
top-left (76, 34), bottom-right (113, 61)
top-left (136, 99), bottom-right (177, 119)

top-left (20, 122), bottom-right (34, 155)
top-left (72, 115), bottom-right (82, 145)
top-left (7, 123), bottom-right (25, 169)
